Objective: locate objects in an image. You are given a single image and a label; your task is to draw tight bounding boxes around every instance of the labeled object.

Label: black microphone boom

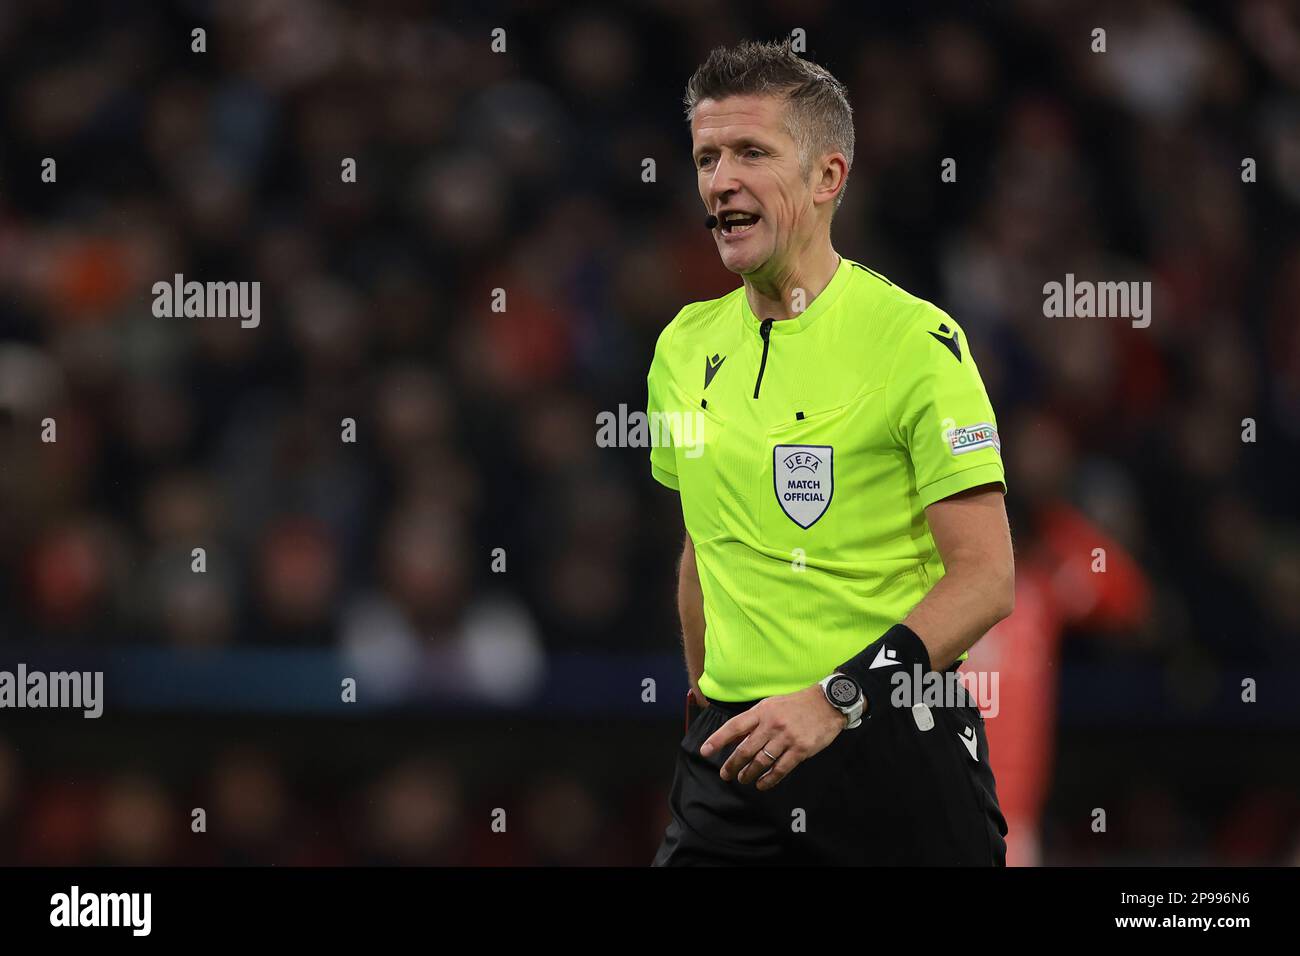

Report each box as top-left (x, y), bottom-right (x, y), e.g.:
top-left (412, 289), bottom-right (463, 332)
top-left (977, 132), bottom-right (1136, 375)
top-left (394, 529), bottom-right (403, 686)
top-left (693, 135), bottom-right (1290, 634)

top-left (704, 214), bottom-right (719, 230)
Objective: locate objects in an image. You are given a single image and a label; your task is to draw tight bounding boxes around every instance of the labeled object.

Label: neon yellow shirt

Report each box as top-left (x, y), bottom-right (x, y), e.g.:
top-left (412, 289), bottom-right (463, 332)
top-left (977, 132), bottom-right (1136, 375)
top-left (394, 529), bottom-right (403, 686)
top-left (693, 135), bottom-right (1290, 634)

top-left (646, 255), bottom-right (1006, 701)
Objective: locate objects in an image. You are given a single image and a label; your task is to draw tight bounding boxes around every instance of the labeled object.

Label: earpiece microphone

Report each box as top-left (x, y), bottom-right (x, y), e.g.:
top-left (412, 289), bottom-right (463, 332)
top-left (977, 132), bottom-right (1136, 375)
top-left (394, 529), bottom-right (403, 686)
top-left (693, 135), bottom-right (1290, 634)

top-left (704, 214), bottom-right (719, 230)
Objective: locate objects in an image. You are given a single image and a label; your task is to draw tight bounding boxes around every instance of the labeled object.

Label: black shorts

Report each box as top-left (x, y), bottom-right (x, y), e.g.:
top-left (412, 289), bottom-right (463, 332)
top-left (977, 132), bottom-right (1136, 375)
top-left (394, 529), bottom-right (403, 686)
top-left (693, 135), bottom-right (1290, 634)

top-left (653, 674), bottom-right (1008, 866)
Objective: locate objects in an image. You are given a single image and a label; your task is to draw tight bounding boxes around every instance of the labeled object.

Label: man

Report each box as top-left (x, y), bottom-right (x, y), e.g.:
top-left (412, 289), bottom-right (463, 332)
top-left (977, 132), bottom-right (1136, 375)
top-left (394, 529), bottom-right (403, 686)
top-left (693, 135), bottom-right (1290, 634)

top-left (647, 40), bottom-right (1014, 865)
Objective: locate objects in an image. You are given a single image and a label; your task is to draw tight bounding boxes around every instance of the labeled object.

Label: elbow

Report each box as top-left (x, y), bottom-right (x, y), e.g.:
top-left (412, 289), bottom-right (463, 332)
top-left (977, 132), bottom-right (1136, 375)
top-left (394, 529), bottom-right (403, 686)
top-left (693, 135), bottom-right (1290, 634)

top-left (945, 549), bottom-right (1016, 627)
top-left (989, 564), bottom-right (1015, 624)
top-left (962, 554), bottom-right (1014, 626)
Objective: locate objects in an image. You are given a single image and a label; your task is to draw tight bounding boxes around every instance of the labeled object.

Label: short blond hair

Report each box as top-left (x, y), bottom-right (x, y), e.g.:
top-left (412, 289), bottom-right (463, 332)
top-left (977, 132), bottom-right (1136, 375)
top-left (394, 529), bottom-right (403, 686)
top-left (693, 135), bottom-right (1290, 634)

top-left (684, 40), bottom-right (855, 210)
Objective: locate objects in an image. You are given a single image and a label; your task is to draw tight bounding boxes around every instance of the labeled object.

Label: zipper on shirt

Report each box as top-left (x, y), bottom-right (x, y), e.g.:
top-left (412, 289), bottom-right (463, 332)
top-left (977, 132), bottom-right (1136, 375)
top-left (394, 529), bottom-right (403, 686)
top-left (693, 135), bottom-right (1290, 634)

top-left (753, 318), bottom-right (773, 399)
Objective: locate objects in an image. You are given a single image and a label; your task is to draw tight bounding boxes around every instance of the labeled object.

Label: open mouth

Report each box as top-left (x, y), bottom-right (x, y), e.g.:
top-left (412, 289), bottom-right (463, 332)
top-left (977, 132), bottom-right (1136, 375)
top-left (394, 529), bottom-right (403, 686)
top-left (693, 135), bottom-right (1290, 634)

top-left (719, 211), bottom-right (761, 236)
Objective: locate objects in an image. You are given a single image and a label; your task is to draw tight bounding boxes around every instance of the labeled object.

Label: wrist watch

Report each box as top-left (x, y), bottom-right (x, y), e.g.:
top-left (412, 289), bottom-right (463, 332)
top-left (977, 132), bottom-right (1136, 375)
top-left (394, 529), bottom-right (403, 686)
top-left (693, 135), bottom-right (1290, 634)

top-left (818, 673), bottom-right (865, 729)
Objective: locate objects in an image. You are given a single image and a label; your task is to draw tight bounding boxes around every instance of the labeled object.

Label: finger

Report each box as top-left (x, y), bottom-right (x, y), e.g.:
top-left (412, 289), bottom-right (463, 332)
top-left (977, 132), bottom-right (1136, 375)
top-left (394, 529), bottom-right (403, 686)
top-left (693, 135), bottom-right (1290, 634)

top-left (735, 741), bottom-right (781, 785)
top-left (754, 747), bottom-right (803, 791)
top-left (700, 710), bottom-right (759, 758)
top-left (722, 730), bottom-right (777, 783)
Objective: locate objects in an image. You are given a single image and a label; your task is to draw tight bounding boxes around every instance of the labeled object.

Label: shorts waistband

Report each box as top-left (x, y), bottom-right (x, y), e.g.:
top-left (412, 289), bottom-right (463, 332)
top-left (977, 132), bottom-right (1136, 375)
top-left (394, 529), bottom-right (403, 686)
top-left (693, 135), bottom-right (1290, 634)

top-left (702, 696), bottom-right (763, 716)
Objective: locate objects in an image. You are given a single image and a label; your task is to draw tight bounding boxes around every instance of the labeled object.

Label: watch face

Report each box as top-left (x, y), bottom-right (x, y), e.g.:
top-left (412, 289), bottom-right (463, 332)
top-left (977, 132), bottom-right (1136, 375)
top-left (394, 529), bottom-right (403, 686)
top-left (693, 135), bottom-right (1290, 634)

top-left (827, 676), bottom-right (860, 707)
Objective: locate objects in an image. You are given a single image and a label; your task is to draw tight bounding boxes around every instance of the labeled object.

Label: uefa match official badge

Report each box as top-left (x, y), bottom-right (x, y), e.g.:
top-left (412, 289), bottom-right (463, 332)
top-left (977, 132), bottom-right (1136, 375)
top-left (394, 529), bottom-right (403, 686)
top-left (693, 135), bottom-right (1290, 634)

top-left (773, 444), bottom-right (833, 528)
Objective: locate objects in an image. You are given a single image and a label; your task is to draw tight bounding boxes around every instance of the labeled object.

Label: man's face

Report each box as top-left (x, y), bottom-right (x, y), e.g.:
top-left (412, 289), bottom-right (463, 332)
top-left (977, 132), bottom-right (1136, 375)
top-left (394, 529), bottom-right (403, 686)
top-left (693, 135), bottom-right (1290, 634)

top-left (690, 93), bottom-right (815, 277)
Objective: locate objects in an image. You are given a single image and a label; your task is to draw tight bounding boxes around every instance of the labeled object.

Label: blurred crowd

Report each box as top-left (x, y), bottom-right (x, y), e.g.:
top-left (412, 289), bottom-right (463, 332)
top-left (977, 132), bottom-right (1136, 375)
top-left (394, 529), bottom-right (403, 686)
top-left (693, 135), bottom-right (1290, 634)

top-left (0, 738), bottom-right (666, 866)
top-left (0, 0), bottom-right (1298, 864)
top-left (1, 735), bottom-right (1297, 866)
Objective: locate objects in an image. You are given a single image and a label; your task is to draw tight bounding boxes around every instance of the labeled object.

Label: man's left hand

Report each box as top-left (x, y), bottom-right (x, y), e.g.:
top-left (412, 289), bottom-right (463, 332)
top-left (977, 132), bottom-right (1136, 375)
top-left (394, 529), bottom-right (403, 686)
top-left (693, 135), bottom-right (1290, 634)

top-left (700, 684), bottom-right (849, 791)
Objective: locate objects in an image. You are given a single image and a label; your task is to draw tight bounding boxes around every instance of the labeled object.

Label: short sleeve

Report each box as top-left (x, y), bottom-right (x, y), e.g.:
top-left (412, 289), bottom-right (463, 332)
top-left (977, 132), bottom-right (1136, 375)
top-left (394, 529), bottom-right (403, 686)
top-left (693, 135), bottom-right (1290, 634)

top-left (646, 321), bottom-right (681, 491)
top-left (885, 307), bottom-right (1006, 509)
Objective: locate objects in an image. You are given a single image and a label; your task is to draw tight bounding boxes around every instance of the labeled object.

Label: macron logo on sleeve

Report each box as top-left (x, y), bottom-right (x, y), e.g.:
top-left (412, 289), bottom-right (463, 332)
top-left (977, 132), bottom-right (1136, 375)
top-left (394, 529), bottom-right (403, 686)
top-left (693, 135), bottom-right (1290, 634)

top-left (927, 323), bottom-right (962, 362)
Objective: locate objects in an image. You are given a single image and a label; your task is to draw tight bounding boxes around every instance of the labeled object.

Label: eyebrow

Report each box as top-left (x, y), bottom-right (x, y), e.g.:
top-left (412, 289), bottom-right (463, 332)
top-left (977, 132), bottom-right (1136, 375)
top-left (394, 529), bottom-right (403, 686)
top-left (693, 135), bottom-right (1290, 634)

top-left (693, 136), bottom-right (772, 158)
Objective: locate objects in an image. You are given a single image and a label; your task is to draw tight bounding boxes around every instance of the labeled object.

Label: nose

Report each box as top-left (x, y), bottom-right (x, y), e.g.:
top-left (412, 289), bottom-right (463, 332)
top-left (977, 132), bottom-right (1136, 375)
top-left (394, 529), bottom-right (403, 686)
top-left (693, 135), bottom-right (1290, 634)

top-left (706, 152), bottom-right (743, 209)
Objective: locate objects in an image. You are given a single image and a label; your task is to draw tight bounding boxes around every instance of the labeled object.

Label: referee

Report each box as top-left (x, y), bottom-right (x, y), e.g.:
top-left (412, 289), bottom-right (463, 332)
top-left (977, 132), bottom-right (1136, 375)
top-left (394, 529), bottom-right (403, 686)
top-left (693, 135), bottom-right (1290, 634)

top-left (647, 41), bottom-right (1013, 866)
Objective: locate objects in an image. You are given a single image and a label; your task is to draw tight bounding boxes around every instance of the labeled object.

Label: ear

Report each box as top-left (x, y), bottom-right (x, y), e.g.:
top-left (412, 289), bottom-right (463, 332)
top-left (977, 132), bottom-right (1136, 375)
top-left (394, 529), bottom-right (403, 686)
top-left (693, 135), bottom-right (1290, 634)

top-left (811, 152), bottom-right (849, 209)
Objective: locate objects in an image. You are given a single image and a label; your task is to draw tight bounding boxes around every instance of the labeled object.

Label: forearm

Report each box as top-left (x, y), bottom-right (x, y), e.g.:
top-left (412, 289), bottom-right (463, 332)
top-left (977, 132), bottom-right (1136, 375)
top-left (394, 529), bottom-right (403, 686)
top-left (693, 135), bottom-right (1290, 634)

top-left (902, 487), bottom-right (1015, 671)
top-left (902, 560), bottom-right (1014, 671)
top-left (677, 534), bottom-right (707, 701)
top-left (838, 487), bottom-right (1014, 689)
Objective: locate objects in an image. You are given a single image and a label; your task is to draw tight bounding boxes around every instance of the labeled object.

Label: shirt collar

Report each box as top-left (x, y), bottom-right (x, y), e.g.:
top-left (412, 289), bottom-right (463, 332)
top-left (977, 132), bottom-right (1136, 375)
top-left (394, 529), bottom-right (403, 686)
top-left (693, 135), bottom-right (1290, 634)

top-left (740, 254), bottom-right (852, 336)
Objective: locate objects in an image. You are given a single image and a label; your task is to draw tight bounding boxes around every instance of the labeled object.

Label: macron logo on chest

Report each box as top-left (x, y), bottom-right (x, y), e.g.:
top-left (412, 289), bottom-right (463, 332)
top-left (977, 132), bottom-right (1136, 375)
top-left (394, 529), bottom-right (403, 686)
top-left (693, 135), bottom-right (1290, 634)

top-left (704, 353), bottom-right (726, 388)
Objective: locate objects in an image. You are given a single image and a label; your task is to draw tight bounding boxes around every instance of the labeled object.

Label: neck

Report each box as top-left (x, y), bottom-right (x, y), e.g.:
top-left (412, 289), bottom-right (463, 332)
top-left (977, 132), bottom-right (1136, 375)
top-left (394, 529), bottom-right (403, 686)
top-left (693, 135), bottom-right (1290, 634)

top-left (743, 236), bottom-right (841, 322)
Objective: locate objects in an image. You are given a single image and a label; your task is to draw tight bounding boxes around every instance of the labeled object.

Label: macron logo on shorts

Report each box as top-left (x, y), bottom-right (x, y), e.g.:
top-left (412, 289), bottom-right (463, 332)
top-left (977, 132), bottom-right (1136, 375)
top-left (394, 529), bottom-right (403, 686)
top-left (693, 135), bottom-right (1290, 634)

top-left (958, 724), bottom-right (979, 761)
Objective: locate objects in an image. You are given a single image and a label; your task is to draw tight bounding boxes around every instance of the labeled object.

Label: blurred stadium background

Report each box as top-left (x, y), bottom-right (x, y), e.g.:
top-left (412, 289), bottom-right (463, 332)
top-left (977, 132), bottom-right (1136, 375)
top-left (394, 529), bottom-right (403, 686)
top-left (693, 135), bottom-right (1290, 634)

top-left (1, 0), bottom-right (1298, 865)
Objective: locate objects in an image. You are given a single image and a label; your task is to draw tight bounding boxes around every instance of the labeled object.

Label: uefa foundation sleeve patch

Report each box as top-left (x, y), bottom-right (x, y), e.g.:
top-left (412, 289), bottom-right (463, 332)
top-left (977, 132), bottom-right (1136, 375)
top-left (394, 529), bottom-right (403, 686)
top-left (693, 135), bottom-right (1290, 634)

top-left (945, 422), bottom-right (1000, 455)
